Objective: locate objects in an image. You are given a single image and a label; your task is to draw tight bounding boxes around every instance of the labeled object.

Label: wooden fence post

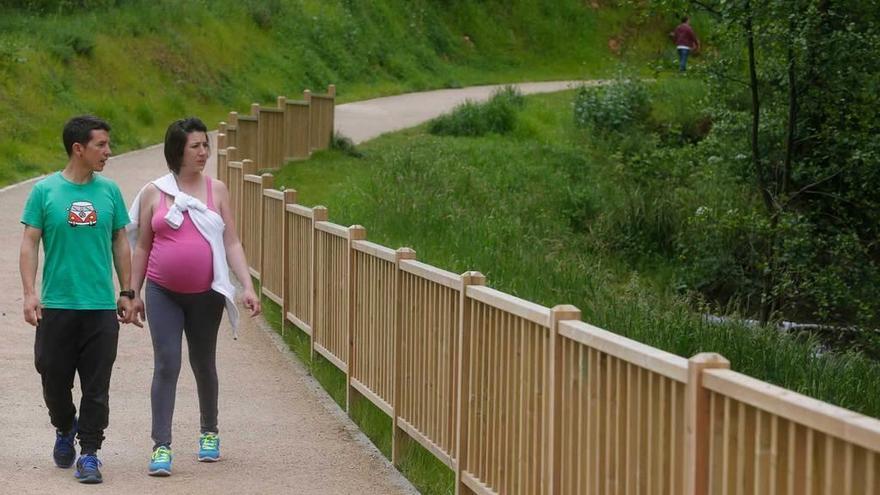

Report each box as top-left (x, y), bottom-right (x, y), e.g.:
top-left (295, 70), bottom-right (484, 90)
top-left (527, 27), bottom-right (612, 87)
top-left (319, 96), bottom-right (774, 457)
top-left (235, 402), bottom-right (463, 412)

top-left (454, 271), bottom-right (486, 495)
top-left (258, 173), bottom-right (274, 292)
top-left (277, 96), bottom-right (286, 109)
top-left (346, 224), bottom-right (367, 413)
top-left (391, 247), bottom-right (417, 466)
top-left (217, 121), bottom-right (227, 151)
top-left (547, 304), bottom-right (582, 494)
top-left (309, 205), bottom-right (329, 363)
top-left (280, 188), bottom-right (297, 337)
top-left (251, 102), bottom-right (260, 117)
top-left (686, 352), bottom-right (730, 495)
top-left (234, 157), bottom-right (254, 241)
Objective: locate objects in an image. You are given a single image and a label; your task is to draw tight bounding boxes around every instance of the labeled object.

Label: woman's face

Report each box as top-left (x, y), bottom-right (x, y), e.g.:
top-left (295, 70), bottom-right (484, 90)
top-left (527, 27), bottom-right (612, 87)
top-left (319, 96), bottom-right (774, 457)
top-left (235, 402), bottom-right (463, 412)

top-left (181, 131), bottom-right (209, 173)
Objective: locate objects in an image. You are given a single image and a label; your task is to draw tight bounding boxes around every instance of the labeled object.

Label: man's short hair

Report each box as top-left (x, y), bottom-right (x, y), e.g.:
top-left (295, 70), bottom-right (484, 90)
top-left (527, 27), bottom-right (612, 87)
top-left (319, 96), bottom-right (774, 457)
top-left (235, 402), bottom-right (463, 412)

top-left (63, 115), bottom-right (111, 157)
top-left (682, 15), bottom-right (690, 23)
top-left (164, 117), bottom-right (209, 174)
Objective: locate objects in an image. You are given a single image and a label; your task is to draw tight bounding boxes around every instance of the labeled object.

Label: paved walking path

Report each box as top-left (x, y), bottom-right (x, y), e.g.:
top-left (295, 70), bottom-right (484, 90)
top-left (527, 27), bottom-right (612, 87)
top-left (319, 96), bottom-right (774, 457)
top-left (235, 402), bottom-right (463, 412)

top-left (0, 81), bottom-right (581, 493)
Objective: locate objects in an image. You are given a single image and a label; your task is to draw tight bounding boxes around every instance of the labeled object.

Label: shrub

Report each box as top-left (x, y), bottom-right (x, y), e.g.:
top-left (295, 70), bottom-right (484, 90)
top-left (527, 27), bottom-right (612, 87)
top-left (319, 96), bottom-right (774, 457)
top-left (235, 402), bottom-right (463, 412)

top-left (428, 85), bottom-right (525, 137)
top-left (573, 78), bottom-right (649, 132)
top-left (330, 131), bottom-right (363, 158)
top-left (47, 27), bottom-right (95, 62)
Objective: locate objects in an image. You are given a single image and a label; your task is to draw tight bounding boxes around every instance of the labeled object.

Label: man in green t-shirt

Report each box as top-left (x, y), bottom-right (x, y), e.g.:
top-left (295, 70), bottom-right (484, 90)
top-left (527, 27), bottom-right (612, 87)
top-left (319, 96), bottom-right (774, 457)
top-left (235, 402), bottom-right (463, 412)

top-left (19, 115), bottom-right (135, 484)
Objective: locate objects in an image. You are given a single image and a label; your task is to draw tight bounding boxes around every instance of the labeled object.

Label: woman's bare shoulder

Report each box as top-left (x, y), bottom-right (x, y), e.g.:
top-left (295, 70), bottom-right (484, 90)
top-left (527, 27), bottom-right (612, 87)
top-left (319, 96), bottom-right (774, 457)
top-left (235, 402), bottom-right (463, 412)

top-left (210, 177), bottom-right (229, 197)
top-left (140, 183), bottom-right (160, 202)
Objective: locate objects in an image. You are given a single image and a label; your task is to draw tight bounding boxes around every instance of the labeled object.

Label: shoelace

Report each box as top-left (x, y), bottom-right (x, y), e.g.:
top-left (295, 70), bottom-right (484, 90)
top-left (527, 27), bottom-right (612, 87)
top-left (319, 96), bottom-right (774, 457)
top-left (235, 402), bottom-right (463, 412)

top-left (200, 434), bottom-right (218, 450)
top-left (79, 455), bottom-right (102, 470)
top-left (152, 446), bottom-right (172, 462)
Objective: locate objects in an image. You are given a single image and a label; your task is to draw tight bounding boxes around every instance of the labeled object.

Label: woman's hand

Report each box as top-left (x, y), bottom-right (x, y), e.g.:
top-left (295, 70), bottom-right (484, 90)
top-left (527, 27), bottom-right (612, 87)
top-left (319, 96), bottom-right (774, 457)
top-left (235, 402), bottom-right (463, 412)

top-left (242, 289), bottom-right (261, 317)
top-left (130, 296), bottom-right (146, 328)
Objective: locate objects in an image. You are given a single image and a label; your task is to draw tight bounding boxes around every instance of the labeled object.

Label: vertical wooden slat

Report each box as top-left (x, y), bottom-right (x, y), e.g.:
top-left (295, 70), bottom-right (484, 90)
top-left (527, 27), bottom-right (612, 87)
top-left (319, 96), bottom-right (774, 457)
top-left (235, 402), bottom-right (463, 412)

top-left (805, 427), bottom-right (815, 495)
top-left (867, 451), bottom-right (876, 495)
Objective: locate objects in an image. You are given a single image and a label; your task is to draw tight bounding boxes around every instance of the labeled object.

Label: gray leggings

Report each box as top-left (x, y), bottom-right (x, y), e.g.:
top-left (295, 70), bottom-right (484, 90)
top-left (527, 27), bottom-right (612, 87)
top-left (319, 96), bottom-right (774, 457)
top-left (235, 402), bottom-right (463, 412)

top-left (146, 279), bottom-right (225, 448)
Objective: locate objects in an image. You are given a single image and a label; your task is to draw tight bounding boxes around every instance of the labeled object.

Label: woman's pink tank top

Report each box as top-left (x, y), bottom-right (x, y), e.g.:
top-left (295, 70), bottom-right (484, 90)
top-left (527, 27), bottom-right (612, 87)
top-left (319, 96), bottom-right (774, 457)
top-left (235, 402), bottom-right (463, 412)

top-left (146, 176), bottom-right (216, 293)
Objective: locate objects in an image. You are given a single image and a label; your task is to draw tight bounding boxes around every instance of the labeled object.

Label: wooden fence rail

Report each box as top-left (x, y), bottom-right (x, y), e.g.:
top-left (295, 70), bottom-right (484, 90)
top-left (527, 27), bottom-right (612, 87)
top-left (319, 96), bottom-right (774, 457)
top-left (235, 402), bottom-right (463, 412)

top-left (218, 85), bottom-right (880, 495)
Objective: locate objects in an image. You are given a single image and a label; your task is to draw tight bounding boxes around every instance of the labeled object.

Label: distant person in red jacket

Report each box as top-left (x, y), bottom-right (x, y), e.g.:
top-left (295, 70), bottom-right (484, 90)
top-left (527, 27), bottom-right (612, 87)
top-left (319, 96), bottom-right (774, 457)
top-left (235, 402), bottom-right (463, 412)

top-left (671, 16), bottom-right (700, 72)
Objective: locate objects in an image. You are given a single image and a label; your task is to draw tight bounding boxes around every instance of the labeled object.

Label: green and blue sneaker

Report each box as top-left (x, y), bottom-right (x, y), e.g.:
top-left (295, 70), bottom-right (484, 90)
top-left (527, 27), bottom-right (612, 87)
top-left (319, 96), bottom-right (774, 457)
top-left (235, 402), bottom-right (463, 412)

top-left (74, 454), bottom-right (103, 484)
top-left (148, 445), bottom-right (173, 476)
top-left (198, 432), bottom-right (220, 462)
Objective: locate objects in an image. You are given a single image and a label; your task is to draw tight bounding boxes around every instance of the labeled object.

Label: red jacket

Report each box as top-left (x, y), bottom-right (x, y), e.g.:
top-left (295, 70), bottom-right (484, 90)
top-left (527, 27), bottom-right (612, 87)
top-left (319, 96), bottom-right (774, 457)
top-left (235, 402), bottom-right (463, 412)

top-left (673, 23), bottom-right (698, 49)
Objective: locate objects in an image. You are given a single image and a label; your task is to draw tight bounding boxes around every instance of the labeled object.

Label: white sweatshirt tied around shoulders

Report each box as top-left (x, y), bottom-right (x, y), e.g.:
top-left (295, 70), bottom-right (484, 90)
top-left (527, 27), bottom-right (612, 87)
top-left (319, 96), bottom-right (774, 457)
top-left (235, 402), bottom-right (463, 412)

top-left (126, 173), bottom-right (241, 337)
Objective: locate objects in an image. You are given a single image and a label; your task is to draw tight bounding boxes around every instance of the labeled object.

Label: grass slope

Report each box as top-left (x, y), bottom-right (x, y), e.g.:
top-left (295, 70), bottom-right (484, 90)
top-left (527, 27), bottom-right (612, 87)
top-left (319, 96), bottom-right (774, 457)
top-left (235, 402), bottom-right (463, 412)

top-left (0, 0), bottom-right (670, 185)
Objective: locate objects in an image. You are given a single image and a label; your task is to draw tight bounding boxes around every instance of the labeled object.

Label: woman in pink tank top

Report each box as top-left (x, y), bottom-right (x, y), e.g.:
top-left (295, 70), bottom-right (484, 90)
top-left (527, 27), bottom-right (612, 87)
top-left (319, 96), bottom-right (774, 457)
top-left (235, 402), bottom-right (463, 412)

top-left (128, 117), bottom-right (260, 477)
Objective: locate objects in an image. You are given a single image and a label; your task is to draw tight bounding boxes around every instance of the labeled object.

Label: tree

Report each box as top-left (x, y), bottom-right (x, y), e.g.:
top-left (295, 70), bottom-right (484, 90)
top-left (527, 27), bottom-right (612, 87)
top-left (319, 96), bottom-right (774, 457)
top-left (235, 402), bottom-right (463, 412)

top-left (652, 0), bottom-right (880, 329)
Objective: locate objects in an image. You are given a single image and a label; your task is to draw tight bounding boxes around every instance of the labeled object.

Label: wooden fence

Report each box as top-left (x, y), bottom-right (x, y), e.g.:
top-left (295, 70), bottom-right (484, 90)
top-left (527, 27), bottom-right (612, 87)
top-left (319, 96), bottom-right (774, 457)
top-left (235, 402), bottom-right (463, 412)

top-left (216, 88), bottom-right (880, 495)
top-left (215, 85), bottom-right (335, 174)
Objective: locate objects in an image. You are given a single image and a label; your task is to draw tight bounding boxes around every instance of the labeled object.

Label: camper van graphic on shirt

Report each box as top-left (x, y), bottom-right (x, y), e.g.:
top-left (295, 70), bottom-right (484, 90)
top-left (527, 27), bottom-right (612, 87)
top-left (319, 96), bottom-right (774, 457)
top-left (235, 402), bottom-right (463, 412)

top-left (67, 201), bottom-right (97, 227)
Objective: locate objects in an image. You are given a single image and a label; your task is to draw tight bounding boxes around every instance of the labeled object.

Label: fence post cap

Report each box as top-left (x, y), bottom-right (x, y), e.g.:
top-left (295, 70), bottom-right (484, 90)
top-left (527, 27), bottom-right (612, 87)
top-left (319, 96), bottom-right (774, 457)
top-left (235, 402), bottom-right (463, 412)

top-left (396, 247), bottom-right (416, 259)
top-left (689, 352), bottom-right (730, 367)
top-left (460, 271), bottom-right (486, 285)
top-left (282, 189), bottom-right (297, 204)
top-left (551, 304), bottom-right (581, 321)
top-left (312, 205), bottom-right (329, 221)
top-left (348, 224), bottom-right (366, 240)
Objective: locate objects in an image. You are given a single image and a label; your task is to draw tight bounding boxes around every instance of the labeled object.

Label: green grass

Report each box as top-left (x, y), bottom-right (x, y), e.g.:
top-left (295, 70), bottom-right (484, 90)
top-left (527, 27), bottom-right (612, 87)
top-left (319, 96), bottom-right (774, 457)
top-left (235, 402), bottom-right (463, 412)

top-left (0, 0), bottom-right (672, 186)
top-left (266, 87), bottom-right (880, 419)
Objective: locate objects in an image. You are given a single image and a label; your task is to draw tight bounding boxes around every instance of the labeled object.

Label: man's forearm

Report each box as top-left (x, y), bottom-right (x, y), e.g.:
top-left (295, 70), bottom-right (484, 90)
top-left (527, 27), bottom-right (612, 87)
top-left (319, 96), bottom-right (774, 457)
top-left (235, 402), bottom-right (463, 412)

top-left (112, 231), bottom-right (132, 290)
top-left (19, 232), bottom-right (39, 296)
top-left (20, 246), bottom-right (38, 296)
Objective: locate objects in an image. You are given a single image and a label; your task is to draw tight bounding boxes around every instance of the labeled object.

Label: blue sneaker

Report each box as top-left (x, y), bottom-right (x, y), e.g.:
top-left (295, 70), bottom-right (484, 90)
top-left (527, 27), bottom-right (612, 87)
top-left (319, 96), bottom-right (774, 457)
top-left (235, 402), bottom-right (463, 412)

top-left (53, 418), bottom-right (77, 468)
top-left (198, 432), bottom-right (220, 462)
top-left (148, 445), bottom-right (173, 476)
top-left (74, 454), bottom-right (103, 484)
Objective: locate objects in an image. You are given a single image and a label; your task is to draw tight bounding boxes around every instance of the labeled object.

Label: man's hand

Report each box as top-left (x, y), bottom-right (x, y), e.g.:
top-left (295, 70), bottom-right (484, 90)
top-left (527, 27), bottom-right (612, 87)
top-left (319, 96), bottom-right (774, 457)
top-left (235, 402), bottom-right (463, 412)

top-left (116, 296), bottom-right (134, 324)
top-left (130, 296), bottom-right (146, 328)
top-left (242, 289), bottom-right (262, 317)
top-left (23, 293), bottom-right (42, 326)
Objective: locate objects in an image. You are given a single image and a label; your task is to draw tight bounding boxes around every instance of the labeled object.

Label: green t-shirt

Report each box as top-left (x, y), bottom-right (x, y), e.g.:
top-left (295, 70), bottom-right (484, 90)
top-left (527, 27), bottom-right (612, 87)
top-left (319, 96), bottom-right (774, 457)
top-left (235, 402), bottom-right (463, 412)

top-left (21, 172), bottom-right (130, 310)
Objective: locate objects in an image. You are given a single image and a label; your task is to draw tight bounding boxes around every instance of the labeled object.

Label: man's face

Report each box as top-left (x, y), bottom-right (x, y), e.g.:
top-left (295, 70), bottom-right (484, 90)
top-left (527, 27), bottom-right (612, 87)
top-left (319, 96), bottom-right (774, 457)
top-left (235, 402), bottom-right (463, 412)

top-left (75, 129), bottom-right (112, 172)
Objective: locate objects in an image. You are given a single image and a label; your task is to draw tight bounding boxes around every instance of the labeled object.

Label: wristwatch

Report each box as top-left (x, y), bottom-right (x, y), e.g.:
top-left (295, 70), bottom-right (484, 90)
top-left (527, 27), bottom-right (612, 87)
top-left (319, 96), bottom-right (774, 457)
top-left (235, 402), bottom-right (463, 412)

top-left (119, 289), bottom-right (136, 299)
